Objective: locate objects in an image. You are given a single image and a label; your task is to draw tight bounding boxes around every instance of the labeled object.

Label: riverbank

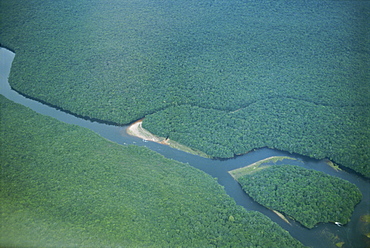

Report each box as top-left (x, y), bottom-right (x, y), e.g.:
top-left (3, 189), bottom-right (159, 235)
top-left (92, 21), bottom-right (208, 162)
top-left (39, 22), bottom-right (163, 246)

top-left (126, 119), bottom-right (210, 158)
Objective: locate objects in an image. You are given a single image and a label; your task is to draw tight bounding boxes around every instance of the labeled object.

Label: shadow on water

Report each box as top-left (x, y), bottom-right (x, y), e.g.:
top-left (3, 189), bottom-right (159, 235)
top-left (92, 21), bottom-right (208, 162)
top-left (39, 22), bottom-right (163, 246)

top-left (1, 48), bottom-right (369, 248)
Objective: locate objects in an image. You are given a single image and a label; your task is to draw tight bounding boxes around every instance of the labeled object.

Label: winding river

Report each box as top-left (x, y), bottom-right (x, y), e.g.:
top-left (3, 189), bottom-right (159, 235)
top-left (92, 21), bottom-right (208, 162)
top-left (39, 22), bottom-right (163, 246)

top-left (1, 48), bottom-right (369, 248)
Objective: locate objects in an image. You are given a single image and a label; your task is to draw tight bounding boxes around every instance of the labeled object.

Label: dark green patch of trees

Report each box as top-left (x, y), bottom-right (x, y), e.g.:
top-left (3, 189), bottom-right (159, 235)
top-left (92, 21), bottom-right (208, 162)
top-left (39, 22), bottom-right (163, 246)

top-left (1, 0), bottom-right (368, 120)
top-left (1, 0), bottom-right (369, 175)
top-left (237, 165), bottom-right (362, 229)
top-left (143, 98), bottom-right (370, 177)
top-left (0, 96), bottom-right (305, 247)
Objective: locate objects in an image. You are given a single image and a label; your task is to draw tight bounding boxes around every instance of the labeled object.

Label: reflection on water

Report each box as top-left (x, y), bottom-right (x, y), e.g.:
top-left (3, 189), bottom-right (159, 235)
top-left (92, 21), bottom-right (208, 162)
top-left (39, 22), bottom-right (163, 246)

top-left (1, 48), bottom-right (369, 248)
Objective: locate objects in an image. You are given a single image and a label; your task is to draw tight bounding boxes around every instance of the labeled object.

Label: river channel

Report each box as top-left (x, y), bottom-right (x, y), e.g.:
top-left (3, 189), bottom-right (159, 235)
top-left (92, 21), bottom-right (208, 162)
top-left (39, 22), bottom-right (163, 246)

top-left (1, 48), bottom-right (369, 248)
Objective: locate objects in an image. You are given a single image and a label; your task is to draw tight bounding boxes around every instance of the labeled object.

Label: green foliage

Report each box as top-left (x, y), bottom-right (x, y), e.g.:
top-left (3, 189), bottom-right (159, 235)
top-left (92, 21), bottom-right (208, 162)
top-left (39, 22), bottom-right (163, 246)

top-left (1, 0), bottom-right (369, 118)
top-left (237, 165), bottom-right (362, 229)
top-left (0, 96), bottom-right (305, 247)
top-left (0, 0), bottom-right (370, 177)
top-left (1, 0), bottom-right (369, 175)
top-left (143, 99), bottom-right (370, 178)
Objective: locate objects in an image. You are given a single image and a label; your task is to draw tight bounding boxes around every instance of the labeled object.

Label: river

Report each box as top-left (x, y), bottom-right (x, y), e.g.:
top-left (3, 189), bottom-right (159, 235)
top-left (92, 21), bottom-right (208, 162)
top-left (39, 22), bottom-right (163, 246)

top-left (1, 48), bottom-right (369, 248)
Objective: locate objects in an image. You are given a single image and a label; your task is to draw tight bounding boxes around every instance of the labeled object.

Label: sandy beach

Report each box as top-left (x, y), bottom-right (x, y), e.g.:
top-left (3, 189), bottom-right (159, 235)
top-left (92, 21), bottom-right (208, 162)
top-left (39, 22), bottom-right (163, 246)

top-left (126, 119), bottom-right (209, 158)
top-left (126, 119), bottom-right (170, 145)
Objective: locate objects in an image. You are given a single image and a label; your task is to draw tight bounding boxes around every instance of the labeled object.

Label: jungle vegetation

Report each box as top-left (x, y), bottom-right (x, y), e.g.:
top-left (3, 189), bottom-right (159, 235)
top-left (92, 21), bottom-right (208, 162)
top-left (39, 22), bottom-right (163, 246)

top-left (0, 0), bottom-right (370, 177)
top-left (0, 96), bottom-right (305, 247)
top-left (143, 98), bottom-right (370, 177)
top-left (237, 164), bottom-right (362, 229)
top-left (1, 0), bottom-right (368, 177)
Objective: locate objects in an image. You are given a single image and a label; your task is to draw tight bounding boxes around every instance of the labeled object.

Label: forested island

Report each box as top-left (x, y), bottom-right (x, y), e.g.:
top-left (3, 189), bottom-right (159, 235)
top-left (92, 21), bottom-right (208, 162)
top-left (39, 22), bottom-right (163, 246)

top-left (234, 164), bottom-right (362, 229)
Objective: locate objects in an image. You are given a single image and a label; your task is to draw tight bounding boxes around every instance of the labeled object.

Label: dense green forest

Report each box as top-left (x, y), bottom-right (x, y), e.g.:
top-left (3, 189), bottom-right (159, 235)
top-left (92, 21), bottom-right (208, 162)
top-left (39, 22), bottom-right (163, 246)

top-left (0, 96), bottom-right (305, 247)
top-left (237, 164), bottom-right (362, 229)
top-left (143, 98), bottom-right (370, 177)
top-left (1, 1), bottom-right (369, 173)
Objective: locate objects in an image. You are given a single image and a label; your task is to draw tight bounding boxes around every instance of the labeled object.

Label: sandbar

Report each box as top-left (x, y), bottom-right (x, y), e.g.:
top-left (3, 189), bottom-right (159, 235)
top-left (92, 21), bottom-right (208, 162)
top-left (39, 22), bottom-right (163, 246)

top-left (126, 119), bottom-right (210, 158)
top-left (126, 119), bottom-right (169, 144)
top-left (228, 156), bottom-right (297, 180)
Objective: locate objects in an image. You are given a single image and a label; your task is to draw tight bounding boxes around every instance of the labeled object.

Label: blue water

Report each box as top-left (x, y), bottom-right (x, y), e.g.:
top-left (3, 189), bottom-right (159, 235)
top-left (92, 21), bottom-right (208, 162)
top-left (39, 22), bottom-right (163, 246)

top-left (1, 48), bottom-right (369, 247)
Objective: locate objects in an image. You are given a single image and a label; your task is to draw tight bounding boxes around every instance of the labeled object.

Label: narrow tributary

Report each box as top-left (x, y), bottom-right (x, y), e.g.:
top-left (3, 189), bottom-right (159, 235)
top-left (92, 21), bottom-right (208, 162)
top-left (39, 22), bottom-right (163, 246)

top-left (1, 48), bottom-right (368, 248)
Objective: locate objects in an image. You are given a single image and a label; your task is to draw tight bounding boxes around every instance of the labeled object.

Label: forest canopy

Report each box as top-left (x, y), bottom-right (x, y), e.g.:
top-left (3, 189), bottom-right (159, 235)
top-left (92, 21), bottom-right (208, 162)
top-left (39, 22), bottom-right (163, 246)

top-left (1, 0), bottom-right (369, 176)
top-left (0, 95), bottom-right (305, 247)
top-left (143, 99), bottom-right (370, 177)
top-left (237, 164), bottom-right (362, 229)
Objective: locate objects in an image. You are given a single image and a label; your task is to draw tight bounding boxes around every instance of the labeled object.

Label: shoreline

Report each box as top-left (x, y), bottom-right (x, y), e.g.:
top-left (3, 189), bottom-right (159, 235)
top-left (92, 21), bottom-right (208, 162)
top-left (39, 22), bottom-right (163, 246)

top-left (126, 119), bottom-right (210, 158)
